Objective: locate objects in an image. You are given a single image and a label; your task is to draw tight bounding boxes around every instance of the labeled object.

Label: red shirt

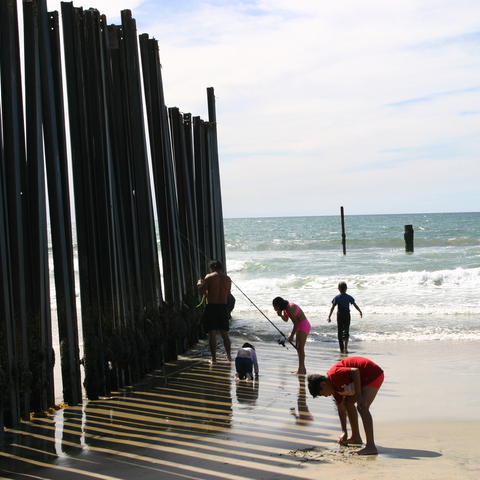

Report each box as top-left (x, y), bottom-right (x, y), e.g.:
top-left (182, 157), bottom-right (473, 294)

top-left (327, 357), bottom-right (383, 404)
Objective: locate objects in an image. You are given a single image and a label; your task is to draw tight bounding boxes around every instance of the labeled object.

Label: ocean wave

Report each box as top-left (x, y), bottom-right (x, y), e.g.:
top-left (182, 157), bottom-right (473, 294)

top-left (357, 267), bottom-right (480, 288)
top-left (230, 324), bottom-right (480, 343)
top-left (231, 267), bottom-right (480, 292)
top-left (225, 237), bottom-right (480, 252)
top-left (353, 331), bottom-right (480, 341)
top-left (227, 259), bottom-right (248, 272)
top-left (225, 214), bottom-right (480, 341)
top-left (232, 298), bottom-right (480, 316)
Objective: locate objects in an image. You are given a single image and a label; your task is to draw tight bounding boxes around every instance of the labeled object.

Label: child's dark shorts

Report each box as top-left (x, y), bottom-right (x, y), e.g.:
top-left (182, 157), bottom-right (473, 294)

top-left (235, 356), bottom-right (253, 380)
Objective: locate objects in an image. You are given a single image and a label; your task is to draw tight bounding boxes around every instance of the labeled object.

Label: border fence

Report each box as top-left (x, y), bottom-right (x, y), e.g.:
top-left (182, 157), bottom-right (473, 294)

top-left (0, 0), bottom-right (227, 432)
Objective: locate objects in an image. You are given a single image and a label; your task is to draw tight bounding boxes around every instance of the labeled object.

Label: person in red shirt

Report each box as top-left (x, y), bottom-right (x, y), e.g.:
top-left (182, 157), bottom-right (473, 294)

top-left (307, 357), bottom-right (384, 455)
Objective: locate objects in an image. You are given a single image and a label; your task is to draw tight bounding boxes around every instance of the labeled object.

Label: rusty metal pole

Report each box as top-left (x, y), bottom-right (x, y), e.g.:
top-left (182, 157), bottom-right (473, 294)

top-left (1, 0), bottom-right (31, 421)
top-left (139, 34), bottom-right (183, 306)
top-left (24, 0), bottom-right (55, 412)
top-left (193, 117), bottom-right (211, 276)
top-left (38, 0), bottom-right (82, 406)
top-left (206, 87), bottom-right (226, 270)
top-left (121, 10), bottom-right (162, 315)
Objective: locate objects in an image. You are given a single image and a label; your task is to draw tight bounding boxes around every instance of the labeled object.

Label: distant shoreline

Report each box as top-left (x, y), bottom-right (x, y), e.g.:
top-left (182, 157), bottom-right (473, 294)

top-left (224, 211), bottom-right (480, 220)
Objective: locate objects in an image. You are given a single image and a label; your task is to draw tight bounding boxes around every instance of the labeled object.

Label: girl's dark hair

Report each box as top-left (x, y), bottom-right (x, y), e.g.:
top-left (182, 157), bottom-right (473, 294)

top-left (307, 374), bottom-right (327, 398)
top-left (272, 296), bottom-right (288, 310)
top-left (242, 342), bottom-right (255, 350)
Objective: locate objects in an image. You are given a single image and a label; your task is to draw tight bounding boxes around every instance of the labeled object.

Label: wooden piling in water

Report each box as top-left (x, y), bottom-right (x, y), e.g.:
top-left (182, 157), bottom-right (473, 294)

top-left (341, 206), bottom-right (346, 255)
top-left (404, 225), bottom-right (414, 253)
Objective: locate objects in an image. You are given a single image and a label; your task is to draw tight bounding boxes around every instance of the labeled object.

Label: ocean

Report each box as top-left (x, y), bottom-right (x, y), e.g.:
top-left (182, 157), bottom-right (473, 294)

top-left (46, 211), bottom-right (479, 399)
top-left (50, 211), bottom-right (480, 347)
top-left (224, 212), bottom-right (480, 345)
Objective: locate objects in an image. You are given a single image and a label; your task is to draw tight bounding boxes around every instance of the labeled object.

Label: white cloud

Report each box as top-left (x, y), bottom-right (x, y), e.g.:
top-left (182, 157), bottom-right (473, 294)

top-left (47, 0), bottom-right (480, 217)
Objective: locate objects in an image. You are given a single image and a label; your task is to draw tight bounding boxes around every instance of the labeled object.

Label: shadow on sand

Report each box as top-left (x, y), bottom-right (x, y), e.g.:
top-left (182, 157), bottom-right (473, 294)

top-left (0, 350), bottom-right (334, 480)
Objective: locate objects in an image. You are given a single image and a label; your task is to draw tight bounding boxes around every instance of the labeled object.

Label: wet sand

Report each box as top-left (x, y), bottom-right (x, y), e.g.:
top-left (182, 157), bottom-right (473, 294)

top-left (1, 338), bottom-right (479, 479)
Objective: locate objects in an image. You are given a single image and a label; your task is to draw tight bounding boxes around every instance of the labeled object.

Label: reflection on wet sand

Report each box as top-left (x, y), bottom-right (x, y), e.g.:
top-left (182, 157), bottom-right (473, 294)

top-left (290, 376), bottom-right (314, 425)
top-left (1, 343), bottom-right (336, 480)
top-left (236, 379), bottom-right (259, 406)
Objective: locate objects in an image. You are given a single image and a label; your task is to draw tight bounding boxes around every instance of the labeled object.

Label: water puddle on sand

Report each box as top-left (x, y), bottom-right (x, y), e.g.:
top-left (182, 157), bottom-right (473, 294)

top-left (0, 341), bottom-right (340, 480)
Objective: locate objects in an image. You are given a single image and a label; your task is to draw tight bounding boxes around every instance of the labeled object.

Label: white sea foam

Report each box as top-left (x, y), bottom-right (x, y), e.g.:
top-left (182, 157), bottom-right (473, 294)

top-left (48, 214), bottom-right (480, 345)
top-left (225, 213), bottom-right (480, 344)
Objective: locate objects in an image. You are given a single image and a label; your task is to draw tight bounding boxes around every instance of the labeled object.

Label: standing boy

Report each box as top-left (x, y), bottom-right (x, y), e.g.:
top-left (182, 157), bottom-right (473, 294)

top-left (328, 281), bottom-right (362, 353)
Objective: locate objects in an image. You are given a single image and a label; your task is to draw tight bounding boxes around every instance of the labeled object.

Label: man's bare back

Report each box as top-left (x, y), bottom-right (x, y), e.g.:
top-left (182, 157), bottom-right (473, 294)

top-left (198, 267), bottom-right (231, 304)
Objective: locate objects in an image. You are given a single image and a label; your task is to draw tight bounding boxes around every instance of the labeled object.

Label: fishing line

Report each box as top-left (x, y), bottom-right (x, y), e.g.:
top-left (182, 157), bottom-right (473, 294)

top-left (230, 280), bottom-right (296, 350)
top-left (175, 229), bottom-right (296, 350)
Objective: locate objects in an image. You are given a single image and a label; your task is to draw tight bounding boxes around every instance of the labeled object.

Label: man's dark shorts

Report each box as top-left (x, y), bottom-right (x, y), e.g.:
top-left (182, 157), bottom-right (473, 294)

top-left (202, 304), bottom-right (230, 332)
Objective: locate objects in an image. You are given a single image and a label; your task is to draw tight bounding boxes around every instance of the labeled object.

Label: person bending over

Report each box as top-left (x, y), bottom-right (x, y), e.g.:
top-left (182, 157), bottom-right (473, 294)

top-left (307, 356), bottom-right (384, 455)
top-left (235, 342), bottom-right (259, 380)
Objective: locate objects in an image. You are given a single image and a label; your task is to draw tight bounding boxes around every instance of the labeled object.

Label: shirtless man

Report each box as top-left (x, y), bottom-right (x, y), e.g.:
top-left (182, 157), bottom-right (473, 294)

top-left (197, 260), bottom-right (232, 363)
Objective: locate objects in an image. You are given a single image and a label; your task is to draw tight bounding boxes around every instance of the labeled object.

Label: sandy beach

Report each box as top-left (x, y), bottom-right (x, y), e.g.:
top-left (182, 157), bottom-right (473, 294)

top-left (1, 337), bottom-right (479, 479)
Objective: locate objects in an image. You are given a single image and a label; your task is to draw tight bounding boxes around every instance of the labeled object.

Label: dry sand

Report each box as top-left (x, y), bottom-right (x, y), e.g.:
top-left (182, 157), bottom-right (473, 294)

top-left (1, 338), bottom-right (479, 479)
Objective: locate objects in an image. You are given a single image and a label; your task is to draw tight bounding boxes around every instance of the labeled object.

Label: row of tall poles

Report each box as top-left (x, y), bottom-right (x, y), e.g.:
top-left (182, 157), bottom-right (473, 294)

top-left (0, 0), bottom-right (226, 431)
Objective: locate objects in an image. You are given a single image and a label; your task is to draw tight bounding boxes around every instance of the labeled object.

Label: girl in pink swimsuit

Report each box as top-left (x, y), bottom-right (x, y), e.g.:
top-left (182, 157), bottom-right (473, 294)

top-left (272, 297), bottom-right (311, 374)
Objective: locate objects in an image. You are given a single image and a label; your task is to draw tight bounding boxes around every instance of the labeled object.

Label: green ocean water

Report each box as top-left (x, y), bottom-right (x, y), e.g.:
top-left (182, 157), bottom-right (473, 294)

top-left (224, 212), bottom-right (480, 343)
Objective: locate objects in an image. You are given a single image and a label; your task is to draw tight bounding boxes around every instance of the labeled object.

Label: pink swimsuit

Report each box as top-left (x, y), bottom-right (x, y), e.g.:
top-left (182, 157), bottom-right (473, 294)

top-left (285, 303), bottom-right (311, 334)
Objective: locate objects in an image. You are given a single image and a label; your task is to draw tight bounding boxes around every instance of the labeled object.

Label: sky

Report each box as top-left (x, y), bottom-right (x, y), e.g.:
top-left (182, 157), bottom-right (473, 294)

top-left (46, 0), bottom-right (480, 218)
